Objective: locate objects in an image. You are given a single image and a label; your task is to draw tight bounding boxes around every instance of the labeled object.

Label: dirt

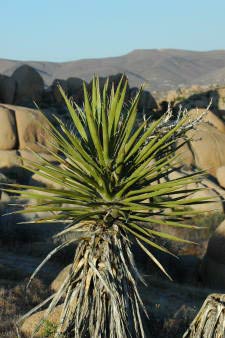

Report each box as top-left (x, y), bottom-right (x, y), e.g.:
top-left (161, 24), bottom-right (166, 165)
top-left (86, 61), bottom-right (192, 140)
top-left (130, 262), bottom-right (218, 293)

top-left (0, 249), bottom-right (62, 281)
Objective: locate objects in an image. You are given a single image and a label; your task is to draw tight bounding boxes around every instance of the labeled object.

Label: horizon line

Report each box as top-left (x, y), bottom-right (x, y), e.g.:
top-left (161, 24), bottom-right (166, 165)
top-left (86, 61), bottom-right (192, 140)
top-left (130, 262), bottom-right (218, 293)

top-left (1, 48), bottom-right (225, 64)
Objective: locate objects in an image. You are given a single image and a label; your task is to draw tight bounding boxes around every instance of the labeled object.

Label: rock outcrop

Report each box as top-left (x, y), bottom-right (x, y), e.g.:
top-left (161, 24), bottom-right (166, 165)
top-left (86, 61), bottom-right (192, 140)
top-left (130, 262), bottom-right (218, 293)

top-left (161, 85), bottom-right (225, 115)
top-left (0, 74), bottom-right (16, 104)
top-left (20, 305), bottom-right (63, 337)
top-left (0, 104), bottom-right (55, 181)
top-left (67, 77), bottom-right (83, 96)
top-left (51, 78), bottom-right (68, 106)
top-left (51, 264), bottom-right (72, 292)
top-left (0, 104), bottom-right (53, 152)
top-left (11, 65), bottom-right (44, 106)
top-left (216, 166), bottom-right (225, 188)
top-left (217, 86), bottom-right (225, 111)
top-left (0, 106), bottom-right (18, 150)
top-left (130, 87), bottom-right (158, 113)
top-left (0, 150), bottom-right (22, 169)
top-left (13, 105), bottom-right (50, 152)
top-left (178, 123), bottom-right (225, 176)
top-left (200, 220), bottom-right (225, 289)
top-left (167, 169), bottom-right (225, 213)
top-left (187, 108), bottom-right (225, 133)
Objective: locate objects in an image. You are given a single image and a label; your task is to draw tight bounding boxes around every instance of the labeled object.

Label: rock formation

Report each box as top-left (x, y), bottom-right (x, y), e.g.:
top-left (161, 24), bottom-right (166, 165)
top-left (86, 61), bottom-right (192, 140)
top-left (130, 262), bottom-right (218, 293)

top-left (11, 65), bottom-right (44, 106)
top-left (200, 219), bottom-right (225, 289)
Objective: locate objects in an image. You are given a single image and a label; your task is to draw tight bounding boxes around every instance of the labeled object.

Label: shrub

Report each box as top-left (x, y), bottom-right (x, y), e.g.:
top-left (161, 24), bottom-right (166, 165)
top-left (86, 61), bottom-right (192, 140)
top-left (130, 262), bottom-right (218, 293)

top-left (9, 77), bottom-right (207, 337)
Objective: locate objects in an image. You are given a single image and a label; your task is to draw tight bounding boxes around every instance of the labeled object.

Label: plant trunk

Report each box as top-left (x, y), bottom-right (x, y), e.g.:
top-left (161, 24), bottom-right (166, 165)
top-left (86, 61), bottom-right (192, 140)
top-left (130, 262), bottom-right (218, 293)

top-left (183, 293), bottom-right (225, 338)
top-left (57, 224), bottom-right (148, 338)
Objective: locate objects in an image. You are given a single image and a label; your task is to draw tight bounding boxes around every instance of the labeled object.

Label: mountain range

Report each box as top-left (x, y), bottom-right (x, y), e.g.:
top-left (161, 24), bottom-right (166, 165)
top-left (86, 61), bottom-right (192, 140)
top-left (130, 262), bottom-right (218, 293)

top-left (1, 49), bottom-right (225, 91)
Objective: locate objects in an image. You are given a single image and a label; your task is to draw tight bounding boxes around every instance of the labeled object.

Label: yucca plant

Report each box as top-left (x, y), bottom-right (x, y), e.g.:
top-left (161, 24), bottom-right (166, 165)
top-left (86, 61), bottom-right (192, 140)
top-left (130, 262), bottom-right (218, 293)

top-left (9, 77), bottom-right (208, 338)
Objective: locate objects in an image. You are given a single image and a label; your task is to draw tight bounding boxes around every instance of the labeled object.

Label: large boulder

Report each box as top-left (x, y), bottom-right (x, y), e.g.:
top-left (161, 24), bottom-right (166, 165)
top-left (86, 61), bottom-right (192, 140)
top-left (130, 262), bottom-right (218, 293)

top-left (200, 220), bottom-right (225, 289)
top-left (188, 108), bottom-right (225, 133)
top-left (1, 104), bottom-right (53, 152)
top-left (167, 169), bottom-right (225, 213)
top-left (130, 87), bottom-right (158, 113)
top-left (51, 264), bottom-right (72, 292)
top-left (12, 65), bottom-right (44, 106)
top-left (29, 172), bottom-right (62, 188)
top-left (69, 74), bottom-right (129, 107)
top-left (176, 141), bottom-right (194, 168)
top-left (51, 79), bottom-right (68, 106)
top-left (20, 304), bottom-right (63, 337)
top-left (0, 106), bottom-right (18, 150)
top-left (190, 124), bottom-right (225, 176)
top-left (171, 86), bottom-right (225, 117)
top-left (172, 89), bottom-right (213, 112)
top-left (179, 123), bottom-right (225, 176)
top-left (89, 73), bottom-right (129, 97)
top-left (186, 187), bottom-right (223, 213)
top-left (217, 86), bottom-right (225, 111)
top-left (0, 150), bottom-right (22, 169)
top-left (66, 77), bottom-right (83, 96)
top-left (216, 166), bottom-right (225, 188)
top-left (19, 150), bottom-right (56, 165)
top-left (204, 220), bottom-right (225, 266)
top-left (105, 73), bottom-right (128, 90)
top-left (0, 104), bottom-right (56, 181)
top-left (0, 149), bottom-right (29, 182)
top-left (0, 74), bottom-right (16, 104)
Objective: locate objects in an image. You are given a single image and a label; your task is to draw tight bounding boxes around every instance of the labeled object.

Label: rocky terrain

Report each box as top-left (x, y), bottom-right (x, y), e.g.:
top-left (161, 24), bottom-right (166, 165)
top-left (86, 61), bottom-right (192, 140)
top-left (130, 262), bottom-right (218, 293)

top-left (1, 61), bottom-right (225, 337)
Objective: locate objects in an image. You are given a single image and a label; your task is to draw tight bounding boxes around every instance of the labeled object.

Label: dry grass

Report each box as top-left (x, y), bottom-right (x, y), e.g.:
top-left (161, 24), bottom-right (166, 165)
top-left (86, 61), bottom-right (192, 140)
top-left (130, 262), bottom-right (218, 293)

top-left (0, 272), bottom-right (217, 338)
top-left (0, 212), bottom-right (223, 337)
top-left (141, 275), bottom-right (217, 338)
top-left (0, 276), bottom-right (218, 337)
top-left (0, 278), bottom-right (50, 338)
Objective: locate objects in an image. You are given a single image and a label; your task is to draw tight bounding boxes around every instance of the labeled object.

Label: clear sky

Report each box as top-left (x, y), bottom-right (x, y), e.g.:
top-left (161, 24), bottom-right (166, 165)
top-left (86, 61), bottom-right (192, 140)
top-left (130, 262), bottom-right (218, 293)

top-left (1, 0), bottom-right (225, 62)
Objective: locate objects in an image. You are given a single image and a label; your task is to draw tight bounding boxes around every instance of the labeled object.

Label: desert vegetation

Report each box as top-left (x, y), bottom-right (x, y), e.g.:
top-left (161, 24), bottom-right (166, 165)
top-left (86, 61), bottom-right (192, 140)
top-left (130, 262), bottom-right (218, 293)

top-left (1, 66), bottom-right (225, 337)
top-left (2, 76), bottom-right (216, 338)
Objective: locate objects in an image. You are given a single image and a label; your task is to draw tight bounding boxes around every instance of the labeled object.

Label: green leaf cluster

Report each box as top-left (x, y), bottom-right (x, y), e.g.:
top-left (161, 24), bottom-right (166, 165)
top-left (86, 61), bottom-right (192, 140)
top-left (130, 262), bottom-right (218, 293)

top-left (9, 76), bottom-right (208, 274)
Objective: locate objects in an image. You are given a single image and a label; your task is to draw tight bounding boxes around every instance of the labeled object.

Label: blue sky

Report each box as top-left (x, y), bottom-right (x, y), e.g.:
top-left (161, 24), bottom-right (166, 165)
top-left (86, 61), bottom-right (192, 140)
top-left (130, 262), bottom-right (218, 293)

top-left (1, 0), bottom-right (225, 61)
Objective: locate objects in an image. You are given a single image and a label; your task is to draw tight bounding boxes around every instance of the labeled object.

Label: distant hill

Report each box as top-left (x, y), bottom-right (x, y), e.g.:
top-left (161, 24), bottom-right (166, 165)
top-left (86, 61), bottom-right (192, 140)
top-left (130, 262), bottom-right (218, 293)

top-left (1, 49), bottom-right (225, 91)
